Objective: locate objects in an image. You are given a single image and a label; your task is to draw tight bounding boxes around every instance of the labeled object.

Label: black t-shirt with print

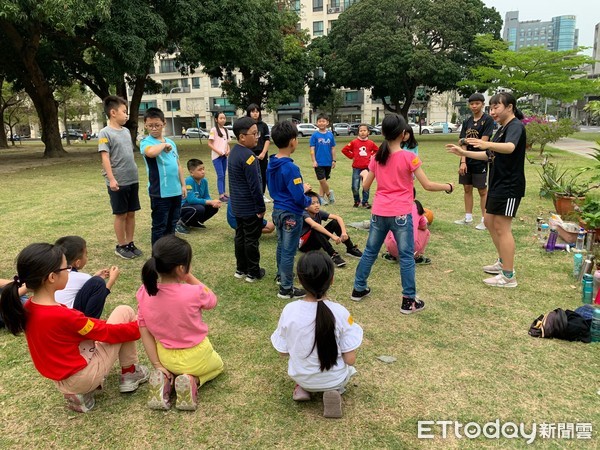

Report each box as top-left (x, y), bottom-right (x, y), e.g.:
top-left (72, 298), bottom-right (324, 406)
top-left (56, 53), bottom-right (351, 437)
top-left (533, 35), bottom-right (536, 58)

top-left (488, 117), bottom-right (526, 199)
top-left (459, 113), bottom-right (495, 174)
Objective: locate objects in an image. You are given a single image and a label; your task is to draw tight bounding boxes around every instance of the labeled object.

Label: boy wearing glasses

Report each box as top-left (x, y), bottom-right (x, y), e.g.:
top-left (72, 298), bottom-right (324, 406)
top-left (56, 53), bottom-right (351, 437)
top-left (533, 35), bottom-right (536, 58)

top-left (228, 116), bottom-right (266, 282)
top-left (140, 107), bottom-right (187, 245)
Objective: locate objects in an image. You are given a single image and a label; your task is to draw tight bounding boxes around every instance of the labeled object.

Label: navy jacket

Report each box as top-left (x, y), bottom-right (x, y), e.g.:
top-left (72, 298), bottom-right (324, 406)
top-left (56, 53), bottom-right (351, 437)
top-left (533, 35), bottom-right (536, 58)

top-left (228, 143), bottom-right (266, 218)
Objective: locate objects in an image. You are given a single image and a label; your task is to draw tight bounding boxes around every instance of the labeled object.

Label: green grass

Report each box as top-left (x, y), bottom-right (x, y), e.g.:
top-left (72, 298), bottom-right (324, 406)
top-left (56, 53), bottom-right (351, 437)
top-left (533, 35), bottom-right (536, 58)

top-left (1, 136), bottom-right (599, 449)
top-left (572, 132), bottom-right (600, 143)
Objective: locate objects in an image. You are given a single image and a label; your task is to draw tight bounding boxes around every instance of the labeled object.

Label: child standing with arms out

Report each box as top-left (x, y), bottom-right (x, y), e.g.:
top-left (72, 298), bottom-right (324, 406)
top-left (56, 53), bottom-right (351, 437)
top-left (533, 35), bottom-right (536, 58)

top-left (246, 104), bottom-right (272, 201)
top-left (351, 114), bottom-right (454, 313)
top-left (98, 96), bottom-right (142, 260)
top-left (0, 243), bottom-right (148, 413)
top-left (176, 159), bottom-right (221, 234)
top-left (266, 121), bottom-right (312, 299)
top-left (137, 235), bottom-right (223, 411)
top-left (341, 123), bottom-right (379, 208)
top-left (271, 251), bottom-right (363, 418)
top-left (208, 112), bottom-right (231, 203)
top-left (140, 107), bottom-right (187, 245)
top-left (310, 113), bottom-right (337, 205)
top-left (54, 236), bottom-right (120, 319)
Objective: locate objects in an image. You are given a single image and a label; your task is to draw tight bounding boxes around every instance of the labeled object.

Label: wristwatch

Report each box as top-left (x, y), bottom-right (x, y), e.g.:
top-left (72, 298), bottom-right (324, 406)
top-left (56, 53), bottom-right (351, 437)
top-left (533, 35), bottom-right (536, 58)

top-left (459, 138), bottom-right (468, 146)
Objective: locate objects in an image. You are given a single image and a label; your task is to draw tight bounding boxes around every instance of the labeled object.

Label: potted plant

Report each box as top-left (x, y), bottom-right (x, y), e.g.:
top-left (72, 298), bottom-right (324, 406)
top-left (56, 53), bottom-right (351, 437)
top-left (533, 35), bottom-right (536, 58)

top-left (578, 195), bottom-right (600, 242)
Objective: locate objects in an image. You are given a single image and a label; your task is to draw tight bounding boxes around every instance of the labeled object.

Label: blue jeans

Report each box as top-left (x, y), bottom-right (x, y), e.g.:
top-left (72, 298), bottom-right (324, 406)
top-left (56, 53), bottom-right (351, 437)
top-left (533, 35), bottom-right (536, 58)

top-left (273, 209), bottom-right (303, 290)
top-left (150, 195), bottom-right (182, 245)
top-left (212, 156), bottom-right (228, 196)
top-left (354, 214), bottom-right (416, 298)
top-left (351, 168), bottom-right (369, 204)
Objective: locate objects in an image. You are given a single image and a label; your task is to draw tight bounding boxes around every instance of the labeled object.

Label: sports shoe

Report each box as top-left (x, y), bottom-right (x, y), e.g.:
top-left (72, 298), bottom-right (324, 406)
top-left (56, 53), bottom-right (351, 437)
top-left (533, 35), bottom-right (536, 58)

top-left (293, 384), bottom-right (311, 401)
top-left (175, 222), bottom-right (190, 234)
top-left (415, 255), bottom-right (431, 265)
top-left (263, 195), bottom-right (272, 203)
top-left (245, 268), bottom-right (266, 283)
top-left (323, 390), bottom-right (343, 418)
top-left (331, 253), bottom-right (346, 267)
top-left (353, 201), bottom-right (360, 208)
top-left (483, 273), bottom-right (518, 288)
top-left (361, 202), bottom-right (371, 209)
top-left (400, 297), bottom-right (426, 315)
top-left (350, 287), bottom-right (371, 302)
top-left (175, 374), bottom-right (198, 411)
top-left (274, 274), bottom-right (281, 285)
top-left (454, 217), bottom-right (473, 225)
top-left (219, 195), bottom-right (229, 203)
top-left (346, 245), bottom-right (363, 258)
top-left (119, 364), bottom-right (150, 393)
top-left (320, 196), bottom-right (329, 206)
top-left (115, 245), bottom-right (136, 260)
top-left (483, 259), bottom-right (503, 274)
top-left (278, 286), bottom-right (306, 299)
top-left (64, 392), bottom-right (95, 413)
top-left (328, 190), bottom-right (335, 204)
top-left (127, 242), bottom-right (143, 257)
top-left (381, 253), bottom-right (398, 263)
top-left (234, 270), bottom-right (246, 279)
top-left (475, 222), bottom-right (487, 231)
top-left (147, 370), bottom-right (172, 410)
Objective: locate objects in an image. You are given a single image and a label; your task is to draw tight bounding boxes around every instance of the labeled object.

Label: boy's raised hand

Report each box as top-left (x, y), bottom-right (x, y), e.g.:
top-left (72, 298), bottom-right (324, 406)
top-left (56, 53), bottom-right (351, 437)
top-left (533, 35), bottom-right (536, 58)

top-left (108, 266), bottom-right (120, 282)
top-left (303, 183), bottom-right (312, 193)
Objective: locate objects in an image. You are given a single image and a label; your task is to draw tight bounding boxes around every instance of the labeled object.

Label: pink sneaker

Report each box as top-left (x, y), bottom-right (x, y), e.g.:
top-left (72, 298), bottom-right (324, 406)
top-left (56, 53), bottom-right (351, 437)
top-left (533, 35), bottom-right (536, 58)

top-left (147, 369), bottom-right (172, 410)
top-left (175, 374), bottom-right (198, 411)
top-left (292, 384), bottom-right (311, 401)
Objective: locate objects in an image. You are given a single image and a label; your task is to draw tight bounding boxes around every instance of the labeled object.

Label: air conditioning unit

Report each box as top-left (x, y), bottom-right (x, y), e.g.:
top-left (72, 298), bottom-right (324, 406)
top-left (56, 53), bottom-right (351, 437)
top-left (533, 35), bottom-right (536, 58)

top-left (328, 6), bottom-right (340, 13)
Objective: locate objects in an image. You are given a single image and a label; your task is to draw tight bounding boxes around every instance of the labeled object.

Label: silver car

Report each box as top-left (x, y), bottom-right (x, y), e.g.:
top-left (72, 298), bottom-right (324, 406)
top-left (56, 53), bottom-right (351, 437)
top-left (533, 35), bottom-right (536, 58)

top-left (296, 123), bottom-right (319, 137)
top-left (185, 127), bottom-right (210, 139)
top-left (332, 123), bottom-right (351, 136)
top-left (429, 122), bottom-right (459, 133)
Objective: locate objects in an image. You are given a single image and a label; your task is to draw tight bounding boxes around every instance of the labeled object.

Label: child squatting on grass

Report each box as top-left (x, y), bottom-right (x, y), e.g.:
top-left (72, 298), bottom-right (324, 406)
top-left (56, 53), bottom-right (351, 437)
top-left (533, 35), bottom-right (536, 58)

top-left (271, 251), bottom-right (363, 418)
top-left (0, 243), bottom-right (149, 413)
top-left (137, 235), bottom-right (223, 411)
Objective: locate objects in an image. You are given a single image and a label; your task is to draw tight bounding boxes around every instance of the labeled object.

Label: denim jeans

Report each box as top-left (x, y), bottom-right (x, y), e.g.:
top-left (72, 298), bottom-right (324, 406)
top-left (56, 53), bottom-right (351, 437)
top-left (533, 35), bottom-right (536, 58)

top-left (150, 195), bottom-right (182, 245)
top-left (354, 213), bottom-right (416, 298)
top-left (212, 156), bottom-right (228, 196)
top-left (272, 209), bottom-right (303, 290)
top-left (351, 168), bottom-right (370, 204)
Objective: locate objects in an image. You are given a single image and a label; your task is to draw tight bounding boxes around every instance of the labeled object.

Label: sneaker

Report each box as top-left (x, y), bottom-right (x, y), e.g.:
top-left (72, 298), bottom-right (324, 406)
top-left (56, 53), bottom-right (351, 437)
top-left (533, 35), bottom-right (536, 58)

top-left (292, 384), bottom-right (311, 401)
top-left (147, 370), bottom-right (172, 410)
top-left (331, 253), bottom-right (346, 267)
top-left (400, 297), bottom-right (426, 315)
top-left (64, 392), bottom-right (95, 413)
top-left (274, 274), bottom-right (281, 285)
top-left (483, 273), bottom-right (518, 288)
top-left (234, 270), bottom-right (246, 279)
top-left (119, 364), bottom-right (150, 393)
top-left (320, 196), bottom-right (329, 206)
top-left (245, 268), bottom-right (266, 283)
top-left (174, 374), bottom-right (198, 411)
top-left (219, 195), bottom-right (229, 203)
top-left (415, 255), bottom-right (431, 265)
top-left (263, 195), bottom-right (272, 203)
top-left (475, 222), bottom-right (487, 231)
top-left (454, 218), bottom-right (473, 225)
top-left (278, 286), bottom-right (306, 299)
top-left (346, 245), bottom-right (363, 258)
top-left (350, 287), bottom-right (371, 302)
top-left (361, 202), bottom-right (371, 209)
top-left (175, 223), bottom-right (190, 234)
top-left (323, 390), bottom-right (343, 418)
top-left (115, 245), bottom-right (136, 260)
top-left (127, 242), bottom-right (143, 257)
top-left (482, 259), bottom-right (503, 274)
top-left (381, 253), bottom-right (398, 263)
top-left (327, 190), bottom-right (335, 204)
top-left (353, 201), bottom-right (360, 208)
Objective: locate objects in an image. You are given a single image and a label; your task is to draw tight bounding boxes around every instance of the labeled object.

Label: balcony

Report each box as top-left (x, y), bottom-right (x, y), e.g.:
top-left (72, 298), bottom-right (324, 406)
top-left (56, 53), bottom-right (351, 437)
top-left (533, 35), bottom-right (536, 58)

top-left (327, 4), bottom-right (343, 14)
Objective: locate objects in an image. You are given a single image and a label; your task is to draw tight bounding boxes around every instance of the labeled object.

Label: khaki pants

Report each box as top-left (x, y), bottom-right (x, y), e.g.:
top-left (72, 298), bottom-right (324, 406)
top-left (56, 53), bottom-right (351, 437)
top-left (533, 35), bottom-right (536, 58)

top-left (55, 305), bottom-right (139, 395)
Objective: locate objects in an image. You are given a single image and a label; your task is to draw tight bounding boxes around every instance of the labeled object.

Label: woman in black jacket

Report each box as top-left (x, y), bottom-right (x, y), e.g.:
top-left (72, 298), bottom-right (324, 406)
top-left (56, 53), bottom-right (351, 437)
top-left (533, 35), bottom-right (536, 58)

top-left (246, 103), bottom-right (271, 200)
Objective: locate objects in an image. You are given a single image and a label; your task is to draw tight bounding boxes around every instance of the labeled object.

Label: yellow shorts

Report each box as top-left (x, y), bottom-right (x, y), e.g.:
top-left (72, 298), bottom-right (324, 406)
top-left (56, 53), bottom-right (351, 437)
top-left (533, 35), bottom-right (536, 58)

top-left (157, 337), bottom-right (224, 386)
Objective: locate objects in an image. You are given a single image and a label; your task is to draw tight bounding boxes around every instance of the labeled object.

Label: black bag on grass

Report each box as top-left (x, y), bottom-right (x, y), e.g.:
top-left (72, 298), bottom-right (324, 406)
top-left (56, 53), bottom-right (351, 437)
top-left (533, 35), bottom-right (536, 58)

top-left (528, 308), bottom-right (591, 343)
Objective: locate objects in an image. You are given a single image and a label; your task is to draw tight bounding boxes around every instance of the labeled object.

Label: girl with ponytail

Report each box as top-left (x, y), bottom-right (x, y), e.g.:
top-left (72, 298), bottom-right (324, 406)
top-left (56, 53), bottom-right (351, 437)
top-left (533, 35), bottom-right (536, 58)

top-left (271, 251), bottom-right (363, 418)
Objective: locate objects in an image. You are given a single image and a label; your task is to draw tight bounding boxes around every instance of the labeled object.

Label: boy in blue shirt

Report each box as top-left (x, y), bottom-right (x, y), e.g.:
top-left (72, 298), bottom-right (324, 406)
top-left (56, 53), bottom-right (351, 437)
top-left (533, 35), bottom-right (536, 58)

top-left (176, 159), bottom-right (221, 233)
top-left (309, 113), bottom-right (336, 205)
top-left (140, 107), bottom-right (187, 245)
top-left (267, 121), bottom-right (312, 299)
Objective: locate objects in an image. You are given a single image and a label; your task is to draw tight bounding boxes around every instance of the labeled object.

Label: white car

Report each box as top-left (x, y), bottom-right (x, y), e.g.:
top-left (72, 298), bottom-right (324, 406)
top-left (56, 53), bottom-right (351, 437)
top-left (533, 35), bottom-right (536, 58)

top-left (429, 122), bottom-right (459, 133)
top-left (185, 128), bottom-right (209, 139)
top-left (296, 123), bottom-right (319, 137)
top-left (408, 122), bottom-right (434, 135)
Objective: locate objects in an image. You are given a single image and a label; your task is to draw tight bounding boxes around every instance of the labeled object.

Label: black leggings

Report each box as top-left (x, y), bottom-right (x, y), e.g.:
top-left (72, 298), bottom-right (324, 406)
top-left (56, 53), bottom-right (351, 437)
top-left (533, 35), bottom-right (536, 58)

top-left (299, 219), bottom-right (355, 256)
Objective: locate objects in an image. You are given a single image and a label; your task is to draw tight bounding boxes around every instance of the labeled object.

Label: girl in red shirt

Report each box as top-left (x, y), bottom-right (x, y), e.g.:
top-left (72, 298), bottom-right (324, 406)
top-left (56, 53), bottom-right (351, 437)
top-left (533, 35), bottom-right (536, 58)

top-left (341, 124), bottom-right (379, 208)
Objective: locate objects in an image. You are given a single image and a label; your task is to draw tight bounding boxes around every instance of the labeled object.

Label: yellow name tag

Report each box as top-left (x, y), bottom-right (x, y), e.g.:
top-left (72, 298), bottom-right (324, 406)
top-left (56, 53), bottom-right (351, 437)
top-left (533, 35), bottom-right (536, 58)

top-left (186, 185), bottom-right (193, 190)
top-left (78, 319), bottom-right (94, 336)
top-left (98, 138), bottom-right (109, 145)
top-left (412, 157), bottom-right (420, 166)
top-left (246, 155), bottom-right (256, 165)
top-left (348, 315), bottom-right (354, 325)
top-left (293, 178), bottom-right (302, 185)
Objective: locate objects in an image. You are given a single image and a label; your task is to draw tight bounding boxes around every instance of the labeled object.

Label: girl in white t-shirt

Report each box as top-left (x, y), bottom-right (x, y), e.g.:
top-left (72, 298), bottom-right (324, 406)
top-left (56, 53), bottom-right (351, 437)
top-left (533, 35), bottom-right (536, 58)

top-left (207, 112), bottom-right (231, 202)
top-left (271, 251), bottom-right (363, 418)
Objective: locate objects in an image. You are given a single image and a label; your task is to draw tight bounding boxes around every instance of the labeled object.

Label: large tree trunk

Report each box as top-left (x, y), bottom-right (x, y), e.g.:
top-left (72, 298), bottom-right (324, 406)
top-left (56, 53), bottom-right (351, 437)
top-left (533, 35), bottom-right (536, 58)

top-left (125, 73), bottom-right (148, 151)
top-left (0, 125), bottom-right (8, 148)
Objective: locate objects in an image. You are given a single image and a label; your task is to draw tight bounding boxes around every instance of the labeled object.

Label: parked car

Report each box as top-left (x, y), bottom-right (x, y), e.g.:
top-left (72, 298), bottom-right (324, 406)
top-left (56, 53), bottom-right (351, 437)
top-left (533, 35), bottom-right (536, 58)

top-left (185, 127), bottom-right (210, 139)
top-left (408, 122), bottom-right (434, 135)
top-left (61, 129), bottom-right (91, 140)
top-left (348, 123), bottom-right (380, 135)
top-left (296, 123), bottom-right (319, 137)
top-left (331, 123), bottom-right (351, 136)
top-left (429, 122), bottom-right (459, 133)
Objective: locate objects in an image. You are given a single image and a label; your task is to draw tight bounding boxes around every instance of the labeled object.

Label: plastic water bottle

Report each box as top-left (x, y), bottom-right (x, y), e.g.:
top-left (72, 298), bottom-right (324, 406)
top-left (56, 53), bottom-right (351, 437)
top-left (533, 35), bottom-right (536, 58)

top-left (573, 253), bottom-right (583, 279)
top-left (582, 274), bottom-right (593, 304)
top-left (590, 308), bottom-right (600, 343)
top-left (545, 227), bottom-right (558, 252)
top-left (575, 228), bottom-right (586, 252)
top-left (539, 223), bottom-right (549, 245)
top-left (593, 269), bottom-right (600, 302)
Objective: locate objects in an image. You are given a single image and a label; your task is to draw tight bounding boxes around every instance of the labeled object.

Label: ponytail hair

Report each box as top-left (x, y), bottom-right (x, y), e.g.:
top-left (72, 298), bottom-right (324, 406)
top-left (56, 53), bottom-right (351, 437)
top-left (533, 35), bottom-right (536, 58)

top-left (376, 114), bottom-right (407, 165)
top-left (141, 235), bottom-right (192, 296)
top-left (490, 92), bottom-right (524, 120)
top-left (297, 251), bottom-right (338, 371)
top-left (0, 243), bottom-right (63, 335)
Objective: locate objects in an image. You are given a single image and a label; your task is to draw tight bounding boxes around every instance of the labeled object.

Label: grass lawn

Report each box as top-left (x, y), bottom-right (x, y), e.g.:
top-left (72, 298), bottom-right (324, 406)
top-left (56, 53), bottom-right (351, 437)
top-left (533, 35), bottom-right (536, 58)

top-left (571, 132), bottom-right (600, 143)
top-left (1, 134), bottom-right (599, 449)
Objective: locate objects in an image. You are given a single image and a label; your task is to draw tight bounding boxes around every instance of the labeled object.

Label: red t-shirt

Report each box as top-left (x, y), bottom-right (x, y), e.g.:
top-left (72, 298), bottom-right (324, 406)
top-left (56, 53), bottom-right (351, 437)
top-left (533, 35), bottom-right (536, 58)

top-left (24, 300), bottom-right (140, 381)
top-left (341, 138), bottom-right (379, 169)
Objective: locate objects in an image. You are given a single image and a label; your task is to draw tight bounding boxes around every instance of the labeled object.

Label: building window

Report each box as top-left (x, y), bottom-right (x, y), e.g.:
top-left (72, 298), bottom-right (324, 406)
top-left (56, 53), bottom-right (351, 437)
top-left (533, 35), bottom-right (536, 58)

top-left (149, 65), bottom-right (155, 75)
top-left (293, 0), bottom-right (300, 12)
top-left (161, 79), bottom-right (180, 93)
top-left (165, 100), bottom-right (180, 111)
top-left (139, 101), bottom-right (157, 112)
top-left (159, 59), bottom-right (177, 73)
top-left (211, 77), bottom-right (220, 88)
top-left (214, 98), bottom-right (233, 108)
top-left (313, 21), bottom-right (324, 37)
top-left (345, 91), bottom-right (359, 102)
top-left (180, 78), bottom-right (189, 88)
top-left (313, 0), bottom-right (323, 11)
top-left (192, 77), bottom-right (201, 89)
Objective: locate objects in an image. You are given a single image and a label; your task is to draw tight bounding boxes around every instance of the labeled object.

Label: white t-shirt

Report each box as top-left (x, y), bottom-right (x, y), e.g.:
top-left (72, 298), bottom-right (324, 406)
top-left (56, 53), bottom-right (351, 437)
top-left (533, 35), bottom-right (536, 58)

top-left (208, 127), bottom-right (231, 160)
top-left (55, 271), bottom-right (92, 308)
top-left (271, 299), bottom-right (363, 390)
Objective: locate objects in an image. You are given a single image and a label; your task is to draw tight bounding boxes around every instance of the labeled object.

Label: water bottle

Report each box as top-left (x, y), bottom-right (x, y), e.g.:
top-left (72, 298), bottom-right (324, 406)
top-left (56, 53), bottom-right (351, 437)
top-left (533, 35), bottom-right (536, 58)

top-left (590, 308), bottom-right (600, 343)
top-left (545, 227), bottom-right (558, 252)
top-left (582, 274), bottom-right (593, 304)
top-left (575, 228), bottom-right (586, 252)
top-left (539, 223), bottom-right (549, 245)
top-left (573, 253), bottom-right (583, 279)
top-left (593, 269), bottom-right (600, 302)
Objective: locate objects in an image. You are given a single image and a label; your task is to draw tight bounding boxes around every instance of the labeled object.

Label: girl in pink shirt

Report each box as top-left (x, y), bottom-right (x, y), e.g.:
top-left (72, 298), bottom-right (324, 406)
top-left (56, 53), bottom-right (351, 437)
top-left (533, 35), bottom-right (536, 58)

top-left (351, 114), bottom-right (454, 314)
top-left (208, 112), bottom-right (231, 202)
top-left (137, 235), bottom-right (223, 411)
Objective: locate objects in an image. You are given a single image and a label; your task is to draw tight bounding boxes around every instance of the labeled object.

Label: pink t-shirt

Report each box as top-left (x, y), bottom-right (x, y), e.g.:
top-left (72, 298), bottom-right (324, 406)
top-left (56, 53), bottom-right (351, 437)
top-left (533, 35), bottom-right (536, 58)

top-left (369, 150), bottom-right (422, 216)
top-left (136, 283), bottom-right (217, 349)
top-left (208, 127), bottom-right (231, 160)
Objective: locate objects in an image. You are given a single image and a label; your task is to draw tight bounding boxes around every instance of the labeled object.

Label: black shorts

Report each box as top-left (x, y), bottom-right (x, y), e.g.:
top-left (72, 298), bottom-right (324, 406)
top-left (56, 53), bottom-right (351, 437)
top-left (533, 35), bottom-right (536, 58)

top-left (485, 196), bottom-right (521, 217)
top-left (107, 183), bottom-right (141, 215)
top-left (458, 172), bottom-right (488, 189)
top-left (314, 166), bottom-right (332, 181)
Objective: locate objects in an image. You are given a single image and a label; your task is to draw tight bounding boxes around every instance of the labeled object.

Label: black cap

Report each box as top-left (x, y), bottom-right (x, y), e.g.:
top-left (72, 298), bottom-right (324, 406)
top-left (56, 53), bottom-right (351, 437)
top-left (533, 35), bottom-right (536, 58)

top-left (468, 93), bottom-right (485, 103)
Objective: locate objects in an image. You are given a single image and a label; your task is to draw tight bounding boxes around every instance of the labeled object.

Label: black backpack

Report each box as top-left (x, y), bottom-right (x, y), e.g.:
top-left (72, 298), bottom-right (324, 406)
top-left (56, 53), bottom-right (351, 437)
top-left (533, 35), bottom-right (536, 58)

top-left (528, 308), bottom-right (591, 343)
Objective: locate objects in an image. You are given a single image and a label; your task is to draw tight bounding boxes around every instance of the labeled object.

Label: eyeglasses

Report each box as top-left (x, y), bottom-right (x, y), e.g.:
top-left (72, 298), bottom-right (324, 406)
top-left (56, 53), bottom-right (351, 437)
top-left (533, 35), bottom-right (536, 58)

top-left (146, 123), bottom-right (164, 129)
top-left (55, 265), bottom-right (72, 273)
top-left (241, 131), bottom-right (261, 137)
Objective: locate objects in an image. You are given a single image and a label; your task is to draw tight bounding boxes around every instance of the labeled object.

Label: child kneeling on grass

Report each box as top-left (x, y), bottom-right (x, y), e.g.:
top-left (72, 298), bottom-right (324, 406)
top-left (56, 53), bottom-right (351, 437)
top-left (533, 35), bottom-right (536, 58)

top-left (0, 243), bottom-right (148, 413)
top-left (136, 235), bottom-right (223, 411)
top-left (271, 251), bottom-right (363, 418)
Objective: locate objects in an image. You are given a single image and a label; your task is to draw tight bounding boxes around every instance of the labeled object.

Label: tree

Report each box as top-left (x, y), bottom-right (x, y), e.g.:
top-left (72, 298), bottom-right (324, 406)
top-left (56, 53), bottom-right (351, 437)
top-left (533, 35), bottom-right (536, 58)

top-left (0, 78), bottom-right (24, 148)
top-left (55, 83), bottom-right (96, 146)
top-left (326, 0), bottom-right (502, 118)
top-left (463, 35), bottom-right (600, 102)
top-left (584, 101), bottom-right (600, 123)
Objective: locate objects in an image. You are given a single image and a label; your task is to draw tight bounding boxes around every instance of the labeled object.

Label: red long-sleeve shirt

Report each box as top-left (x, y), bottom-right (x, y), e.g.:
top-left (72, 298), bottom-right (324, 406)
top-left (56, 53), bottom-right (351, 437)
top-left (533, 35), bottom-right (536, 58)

top-left (24, 300), bottom-right (140, 381)
top-left (341, 138), bottom-right (379, 169)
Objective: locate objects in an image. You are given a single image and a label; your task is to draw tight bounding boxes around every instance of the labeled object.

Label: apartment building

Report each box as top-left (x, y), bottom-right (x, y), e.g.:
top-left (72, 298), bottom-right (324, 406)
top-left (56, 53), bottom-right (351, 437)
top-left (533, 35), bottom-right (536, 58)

top-left (502, 11), bottom-right (579, 52)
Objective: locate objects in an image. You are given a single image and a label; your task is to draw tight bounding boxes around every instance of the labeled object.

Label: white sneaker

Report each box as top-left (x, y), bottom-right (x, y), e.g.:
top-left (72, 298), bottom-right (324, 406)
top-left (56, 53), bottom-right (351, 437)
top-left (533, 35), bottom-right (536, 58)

top-left (263, 195), bottom-right (272, 203)
top-left (454, 218), bottom-right (473, 225)
top-left (483, 273), bottom-right (517, 288)
top-left (475, 222), bottom-right (487, 231)
top-left (320, 196), bottom-right (329, 206)
top-left (482, 259), bottom-right (503, 274)
top-left (119, 364), bottom-right (150, 393)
